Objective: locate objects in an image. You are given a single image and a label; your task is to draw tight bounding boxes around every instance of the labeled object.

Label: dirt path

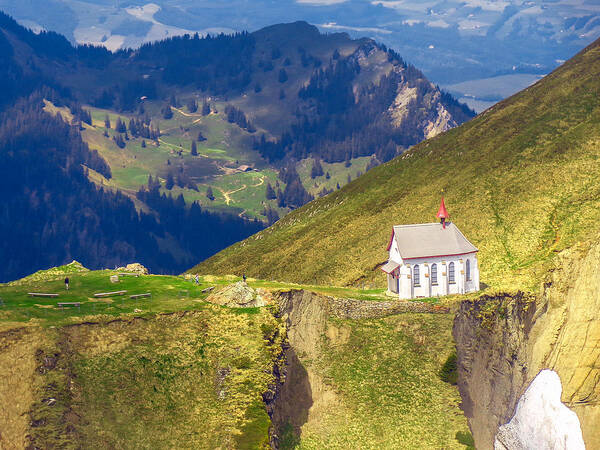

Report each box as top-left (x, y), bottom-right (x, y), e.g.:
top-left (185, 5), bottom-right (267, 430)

top-left (251, 175), bottom-right (265, 188)
top-left (217, 184), bottom-right (247, 205)
top-left (172, 106), bottom-right (203, 119)
top-left (215, 175), bottom-right (265, 205)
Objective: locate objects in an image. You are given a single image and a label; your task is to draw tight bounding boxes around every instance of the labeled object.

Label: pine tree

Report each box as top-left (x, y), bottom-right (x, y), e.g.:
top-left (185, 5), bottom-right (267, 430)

top-left (187, 98), bottom-right (198, 113)
top-left (265, 206), bottom-right (279, 225)
top-left (191, 140), bottom-right (197, 156)
top-left (325, 172), bottom-right (331, 179)
top-left (265, 182), bottom-right (276, 200)
top-left (310, 158), bottom-right (324, 178)
top-left (113, 134), bottom-right (126, 149)
top-left (166, 173), bottom-right (175, 190)
top-left (104, 115), bottom-right (111, 129)
top-left (278, 68), bottom-right (288, 83)
top-left (162, 105), bottom-right (173, 120)
top-left (202, 101), bottom-right (211, 116)
top-left (128, 118), bottom-right (137, 136)
top-left (206, 186), bottom-right (215, 201)
top-left (115, 117), bottom-right (126, 133)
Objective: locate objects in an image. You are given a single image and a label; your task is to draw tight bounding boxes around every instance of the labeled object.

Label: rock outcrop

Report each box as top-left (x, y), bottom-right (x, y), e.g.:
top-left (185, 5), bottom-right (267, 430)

top-left (116, 263), bottom-right (149, 275)
top-left (454, 240), bottom-right (600, 449)
top-left (206, 282), bottom-right (273, 308)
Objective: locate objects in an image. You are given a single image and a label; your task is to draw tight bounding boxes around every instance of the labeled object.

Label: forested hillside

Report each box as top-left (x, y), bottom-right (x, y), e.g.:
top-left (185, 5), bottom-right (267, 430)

top-left (0, 11), bottom-right (473, 281)
top-left (0, 94), bottom-right (261, 282)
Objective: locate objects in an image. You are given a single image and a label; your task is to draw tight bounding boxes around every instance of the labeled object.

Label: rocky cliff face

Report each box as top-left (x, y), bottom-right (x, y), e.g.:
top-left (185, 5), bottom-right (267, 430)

top-left (454, 240), bottom-right (600, 449)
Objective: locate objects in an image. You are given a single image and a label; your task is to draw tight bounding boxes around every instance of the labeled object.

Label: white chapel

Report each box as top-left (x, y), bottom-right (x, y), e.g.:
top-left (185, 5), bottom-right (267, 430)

top-left (382, 198), bottom-right (480, 299)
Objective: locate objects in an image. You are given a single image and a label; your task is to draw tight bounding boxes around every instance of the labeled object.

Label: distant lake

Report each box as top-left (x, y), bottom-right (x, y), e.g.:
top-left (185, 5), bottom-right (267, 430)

top-left (443, 73), bottom-right (545, 113)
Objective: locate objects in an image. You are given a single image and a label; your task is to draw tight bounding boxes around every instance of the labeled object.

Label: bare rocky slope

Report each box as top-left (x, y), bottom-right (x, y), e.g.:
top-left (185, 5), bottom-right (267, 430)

top-left (454, 239), bottom-right (600, 449)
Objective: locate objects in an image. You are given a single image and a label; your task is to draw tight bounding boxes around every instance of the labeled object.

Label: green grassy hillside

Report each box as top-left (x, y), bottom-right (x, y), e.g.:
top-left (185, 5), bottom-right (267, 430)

top-left (0, 267), bottom-right (286, 448)
top-left (193, 38), bottom-right (600, 293)
top-left (0, 266), bottom-right (471, 449)
top-left (291, 314), bottom-right (469, 449)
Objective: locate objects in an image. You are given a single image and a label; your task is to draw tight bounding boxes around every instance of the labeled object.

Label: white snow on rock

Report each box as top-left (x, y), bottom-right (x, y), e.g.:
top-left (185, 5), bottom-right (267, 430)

top-left (494, 369), bottom-right (585, 450)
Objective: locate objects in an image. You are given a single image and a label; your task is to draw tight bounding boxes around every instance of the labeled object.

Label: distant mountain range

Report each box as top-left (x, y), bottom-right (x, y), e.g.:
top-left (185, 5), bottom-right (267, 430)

top-left (1, 0), bottom-right (598, 92)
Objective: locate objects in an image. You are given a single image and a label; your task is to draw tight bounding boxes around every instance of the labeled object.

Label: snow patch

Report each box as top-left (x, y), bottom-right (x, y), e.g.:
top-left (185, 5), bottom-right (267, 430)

top-left (494, 370), bottom-right (585, 450)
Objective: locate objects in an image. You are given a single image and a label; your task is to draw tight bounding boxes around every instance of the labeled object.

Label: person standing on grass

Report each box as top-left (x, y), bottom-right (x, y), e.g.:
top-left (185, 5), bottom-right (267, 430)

top-left (243, 273), bottom-right (247, 283)
top-left (65, 277), bottom-right (69, 290)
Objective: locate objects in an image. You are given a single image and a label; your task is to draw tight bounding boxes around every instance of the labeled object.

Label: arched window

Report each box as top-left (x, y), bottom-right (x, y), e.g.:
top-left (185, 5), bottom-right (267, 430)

top-left (466, 259), bottom-right (471, 281)
top-left (449, 262), bottom-right (455, 284)
top-left (413, 264), bottom-right (420, 286)
top-left (431, 263), bottom-right (438, 285)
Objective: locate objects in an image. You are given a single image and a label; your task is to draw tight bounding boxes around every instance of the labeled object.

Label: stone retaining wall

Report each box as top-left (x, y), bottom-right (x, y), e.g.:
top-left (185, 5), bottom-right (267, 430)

top-left (276, 290), bottom-right (449, 320)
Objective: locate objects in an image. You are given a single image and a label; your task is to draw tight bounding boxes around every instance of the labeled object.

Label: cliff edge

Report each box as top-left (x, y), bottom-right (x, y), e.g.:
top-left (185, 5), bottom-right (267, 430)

top-left (454, 239), bottom-right (600, 448)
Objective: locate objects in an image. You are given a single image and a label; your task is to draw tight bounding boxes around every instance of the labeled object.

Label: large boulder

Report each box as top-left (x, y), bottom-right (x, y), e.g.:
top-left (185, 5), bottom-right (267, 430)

top-left (206, 282), bottom-right (272, 308)
top-left (117, 263), bottom-right (149, 275)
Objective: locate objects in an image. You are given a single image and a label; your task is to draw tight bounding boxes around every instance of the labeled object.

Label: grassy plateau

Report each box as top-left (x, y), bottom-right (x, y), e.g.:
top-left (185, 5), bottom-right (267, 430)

top-left (0, 262), bottom-right (472, 449)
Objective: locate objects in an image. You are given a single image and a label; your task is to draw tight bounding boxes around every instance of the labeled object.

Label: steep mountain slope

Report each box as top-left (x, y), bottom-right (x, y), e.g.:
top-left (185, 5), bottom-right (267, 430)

top-left (2, 0), bottom-right (597, 86)
top-left (193, 38), bottom-right (600, 294)
top-left (194, 37), bottom-right (600, 449)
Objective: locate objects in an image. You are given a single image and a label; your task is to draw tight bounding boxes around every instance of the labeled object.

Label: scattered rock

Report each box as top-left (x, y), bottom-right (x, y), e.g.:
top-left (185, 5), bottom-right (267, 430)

top-left (206, 282), bottom-right (272, 308)
top-left (216, 367), bottom-right (230, 400)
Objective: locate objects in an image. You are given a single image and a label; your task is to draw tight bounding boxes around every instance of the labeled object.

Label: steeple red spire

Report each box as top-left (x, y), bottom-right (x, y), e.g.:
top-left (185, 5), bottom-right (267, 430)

top-left (437, 196), bottom-right (449, 228)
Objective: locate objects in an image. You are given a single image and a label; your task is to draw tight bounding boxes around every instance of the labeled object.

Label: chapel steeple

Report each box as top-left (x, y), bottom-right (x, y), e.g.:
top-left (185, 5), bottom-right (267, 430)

top-left (437, 196), bottom-right (449, 229)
